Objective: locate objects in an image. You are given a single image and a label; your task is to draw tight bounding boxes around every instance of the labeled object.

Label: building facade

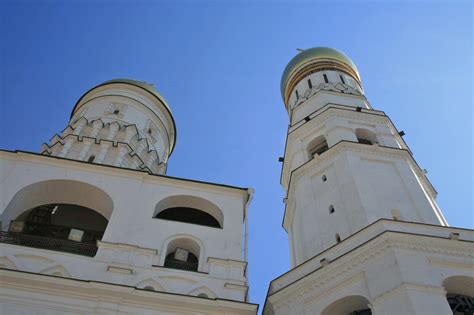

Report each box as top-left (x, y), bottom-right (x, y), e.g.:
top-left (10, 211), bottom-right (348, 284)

top-left (0, 80), bottom-right (258, 314)
top-left (263, 48), bottom-right (474, 315)
top-left (0, 48), bottom-right (473, 315)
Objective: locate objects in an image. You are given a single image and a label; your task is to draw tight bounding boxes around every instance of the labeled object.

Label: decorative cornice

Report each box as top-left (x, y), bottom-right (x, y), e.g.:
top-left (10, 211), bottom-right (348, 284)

top-left (0, 268), bottom-right (258, 313)
top-left (285, 63), bottom-right (362, 107)
top-left (428, 257), bottom-right (474, 270)
top-left (290, 81), bottom-right (362, 109)
top-left (41, 116), bottom-right (163, 173)
top-left (371, 283), bottom-right (447, 306)
top-left (267, 229), bottom-right (473, 310)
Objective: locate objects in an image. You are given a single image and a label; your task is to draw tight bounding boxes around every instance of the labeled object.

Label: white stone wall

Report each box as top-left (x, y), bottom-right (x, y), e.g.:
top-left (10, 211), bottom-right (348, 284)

top-left (0, 151), bottom-right (251, 303)
top-left (281, 100), bottom-right (445, 266)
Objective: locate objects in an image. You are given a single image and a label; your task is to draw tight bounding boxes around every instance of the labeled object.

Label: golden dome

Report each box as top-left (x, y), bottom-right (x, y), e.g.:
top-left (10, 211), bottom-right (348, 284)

top-left (281, 47), bottom-right (361, 107)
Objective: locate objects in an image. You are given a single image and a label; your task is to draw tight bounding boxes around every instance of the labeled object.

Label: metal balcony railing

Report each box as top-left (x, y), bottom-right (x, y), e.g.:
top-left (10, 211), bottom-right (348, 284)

top-left (163, 258), bottom-right (199, 271)
top-left (0, 231), bottom-right (98, 257)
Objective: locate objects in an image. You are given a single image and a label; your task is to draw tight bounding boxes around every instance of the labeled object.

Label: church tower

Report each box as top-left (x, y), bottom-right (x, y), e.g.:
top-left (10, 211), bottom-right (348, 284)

top-left (264, 48), bottom-right (473, 315)
top-left (0, 79), bottom-right (257, 314)
top-left (41, 79), bottom-right (176, 174)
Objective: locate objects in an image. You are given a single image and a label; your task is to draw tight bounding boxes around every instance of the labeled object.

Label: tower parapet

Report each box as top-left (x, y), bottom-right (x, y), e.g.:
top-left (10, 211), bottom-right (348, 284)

top-left (41, 79), bottom-right (176, 174)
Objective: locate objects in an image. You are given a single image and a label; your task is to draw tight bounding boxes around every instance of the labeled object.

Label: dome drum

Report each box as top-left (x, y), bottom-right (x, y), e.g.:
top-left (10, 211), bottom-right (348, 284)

top-left (281, 47), bottom-right (362, 109)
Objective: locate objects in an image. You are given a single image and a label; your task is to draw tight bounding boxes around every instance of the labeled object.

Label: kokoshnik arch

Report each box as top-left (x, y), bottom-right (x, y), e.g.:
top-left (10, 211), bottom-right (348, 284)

top-left (0, 47), bottom-right (473, 315)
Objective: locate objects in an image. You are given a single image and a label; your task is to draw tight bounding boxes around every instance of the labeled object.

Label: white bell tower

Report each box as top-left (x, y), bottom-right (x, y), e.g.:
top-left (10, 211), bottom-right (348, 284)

top-left (263, 48), bottom-right (473, 315)
top-left (279, 47), bottom-right (447, 266)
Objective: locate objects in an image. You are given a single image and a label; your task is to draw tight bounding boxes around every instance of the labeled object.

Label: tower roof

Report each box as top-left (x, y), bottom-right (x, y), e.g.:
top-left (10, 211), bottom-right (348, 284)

top-left (280, 47), bottom-right (361, 106)
top-left (70, 78), bottom-right (177, 155)
top-left (100, 78), bottom-right (172, 113)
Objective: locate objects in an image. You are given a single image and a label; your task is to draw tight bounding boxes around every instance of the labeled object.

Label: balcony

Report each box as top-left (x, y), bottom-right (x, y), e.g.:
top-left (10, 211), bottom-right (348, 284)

top-left (0, 231), bottom-right (98, 257)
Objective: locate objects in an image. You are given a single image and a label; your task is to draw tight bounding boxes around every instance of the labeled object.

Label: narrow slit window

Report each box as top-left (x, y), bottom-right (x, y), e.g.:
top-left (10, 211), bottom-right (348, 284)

top-left (322, 175), bottom-right (327, 182)
top-left (336, 233), bottom-right (341, 242)
top-left (295, 89), bottom-right (299, 99)
top-left (323, 74), bottom-right (329, 83)
top-left (340, 75), bottom-right (345, 84)
top-left (87, 155), bottom-right (95, 163)
top-left (308, 79), bottom-right (312, 89)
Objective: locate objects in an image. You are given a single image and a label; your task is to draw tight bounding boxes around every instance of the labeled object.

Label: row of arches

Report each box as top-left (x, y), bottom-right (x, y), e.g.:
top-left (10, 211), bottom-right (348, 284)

top-left (307, 128), bottom-right (378, 159)
top-left (319, 276), bottom-right (474, 315)
top-left (1, 180), bottom-right (224, 267)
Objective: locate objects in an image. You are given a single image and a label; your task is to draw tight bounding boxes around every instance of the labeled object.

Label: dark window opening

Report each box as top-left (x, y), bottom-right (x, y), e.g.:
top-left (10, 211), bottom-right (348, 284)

top-left (329, 205), bottom-right (335, 214)
top-left (3, 203), bottom-right (108, 257)
top-left (13, 204), bottom-right (107, 244)
top-left (308, 79), bottom-right (313, 89)
top-left (323, 73), bottom-right (329, 83)
top-left (335, 233), bottom-right (341, 242)
top-left (113, 109), bottom-right (120, 115)
top-left (350, 310), bottom-right (372, 315)
top-left (322, 175), bottom-right (327, 182)
top-left (87, 155), bottom-right (95, 163)
top-left (164, 250), bottom-right (198, 271)
top-left (310, 139), bottom-right (329, 157)
top-left (357, 138), bottom-right (373, 145)
top-left (295, 89), bottom-right (299, 99)
top-left (447, 295), bottom-right (474, 314)
top-left (340, 75), bottom-right (346, 84)
top-left (155, 207), bottom-right (221, 228)
top-left (356, 129), bottom-right (377, 145)
top-left (148, 128), bottom-right (152, 135)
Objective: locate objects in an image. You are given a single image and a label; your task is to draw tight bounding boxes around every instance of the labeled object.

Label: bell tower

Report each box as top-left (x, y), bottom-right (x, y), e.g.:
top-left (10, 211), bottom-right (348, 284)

top-left (41, 79), bottom-right (176, 175)
top-left (279, 47), bottom-right (447, 266)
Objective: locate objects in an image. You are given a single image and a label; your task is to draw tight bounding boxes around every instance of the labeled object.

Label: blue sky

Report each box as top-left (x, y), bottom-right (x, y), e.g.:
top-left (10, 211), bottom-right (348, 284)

top-left (1, 0), bottom-right (472, 309)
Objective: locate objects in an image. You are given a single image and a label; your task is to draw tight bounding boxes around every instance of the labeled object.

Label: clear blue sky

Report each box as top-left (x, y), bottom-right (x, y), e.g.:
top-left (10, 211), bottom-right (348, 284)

top-left (1, 0), bottom-right (472, 309)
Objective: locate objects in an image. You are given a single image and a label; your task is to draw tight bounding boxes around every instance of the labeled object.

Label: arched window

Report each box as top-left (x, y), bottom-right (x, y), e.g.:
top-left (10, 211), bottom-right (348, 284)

top-left (443, 276), bottom-right (474, 314)
top-left (154, 196), bottom-right (223, 228)
top-left (355, 128), bottom-right (378, 145)
top-left (163, 237), bottom-right (201, 272)
top-left (155, 207), bottom-right (220, 228)
top-left (6, 203), bottom-right (107, 257)
top-left (308, 135), bottom-right (329, 157)
top-left (321, 295), bottom-right (372, 315)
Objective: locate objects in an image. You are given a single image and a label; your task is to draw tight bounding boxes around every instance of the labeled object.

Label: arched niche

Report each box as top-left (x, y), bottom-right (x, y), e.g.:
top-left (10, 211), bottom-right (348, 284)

top-left (189, 286), bottom-right (217, 299)
top-left (444, 276), bottom-right (474, 314)
top-left (308, 135), bottom-right (329, 158)
top-left (355, 128), bottom-right (378, 145)
top-left (161, 235), bottom-right (203, 272)
top-left (1, 179), bottom-right (114, 229)
top-left (154, 195), bottom-right (223, 228)
top-left (321, 295), bottom-right (372, 315)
